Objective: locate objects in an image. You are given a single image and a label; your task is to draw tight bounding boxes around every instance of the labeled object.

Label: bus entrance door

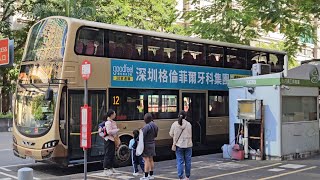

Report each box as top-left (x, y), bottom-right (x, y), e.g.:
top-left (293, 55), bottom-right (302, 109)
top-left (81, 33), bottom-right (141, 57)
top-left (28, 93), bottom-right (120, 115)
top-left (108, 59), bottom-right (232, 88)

top-left (182, 93), bottom-right (206, 146)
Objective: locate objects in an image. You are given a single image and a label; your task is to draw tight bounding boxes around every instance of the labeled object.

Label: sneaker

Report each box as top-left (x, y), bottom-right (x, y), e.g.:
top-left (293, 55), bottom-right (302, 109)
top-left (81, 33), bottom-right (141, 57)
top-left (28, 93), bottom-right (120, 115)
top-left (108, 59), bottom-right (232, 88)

top-left (104, 169), bottom-right (113, 176)
top-left (112, 168), bottom-right (117, 173)
top-left (148, 175), bottom-right (155, 179)
top-left (133, 172), bottom-right (139, 176)
top-left (140, 177), bottom-right (149, 180)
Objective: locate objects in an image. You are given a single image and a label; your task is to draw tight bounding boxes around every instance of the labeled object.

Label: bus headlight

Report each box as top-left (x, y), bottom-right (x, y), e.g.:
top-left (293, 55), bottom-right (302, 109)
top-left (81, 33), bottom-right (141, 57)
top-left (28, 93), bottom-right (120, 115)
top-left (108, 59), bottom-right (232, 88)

top-left (42, 140), bottom-right (59, 149)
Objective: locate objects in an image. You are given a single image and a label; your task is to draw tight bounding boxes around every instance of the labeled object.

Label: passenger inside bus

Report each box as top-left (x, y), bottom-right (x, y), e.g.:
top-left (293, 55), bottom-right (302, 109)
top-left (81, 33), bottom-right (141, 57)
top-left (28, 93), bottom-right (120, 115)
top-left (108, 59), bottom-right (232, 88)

top-left (183, 52), bottom-right (194, 65)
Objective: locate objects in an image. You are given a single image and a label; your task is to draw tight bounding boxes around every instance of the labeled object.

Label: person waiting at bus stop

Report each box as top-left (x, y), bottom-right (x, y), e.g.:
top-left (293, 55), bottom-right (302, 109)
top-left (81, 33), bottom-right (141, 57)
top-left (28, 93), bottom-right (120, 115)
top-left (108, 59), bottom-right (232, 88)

top-left (103, 109), bottom-right (119, 176)
top-left (140, 113), bottom-right (159, 180)
top-left (170, 110), bottom-right (193, 180)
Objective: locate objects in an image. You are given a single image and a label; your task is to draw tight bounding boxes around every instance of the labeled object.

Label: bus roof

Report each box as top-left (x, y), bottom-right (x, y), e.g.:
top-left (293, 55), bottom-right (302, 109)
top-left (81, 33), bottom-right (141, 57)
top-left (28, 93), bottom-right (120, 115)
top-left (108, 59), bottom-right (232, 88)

top-left (301, 59), bottom-right (320, 64)
top-left (47, 16), bottom-right (287, 55)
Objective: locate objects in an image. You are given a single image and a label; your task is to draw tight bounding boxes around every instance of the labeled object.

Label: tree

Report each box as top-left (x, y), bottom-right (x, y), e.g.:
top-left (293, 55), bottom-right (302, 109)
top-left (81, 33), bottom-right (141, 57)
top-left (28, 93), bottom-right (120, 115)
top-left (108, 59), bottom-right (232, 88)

top-left (184, 0), bottom-right (320, 65)
top-left (96, 0), bottom-right (184, 34)
top-left (0, 0), bottom-right (183, 113)
top-left (0, 0), bottom-right (32, 113)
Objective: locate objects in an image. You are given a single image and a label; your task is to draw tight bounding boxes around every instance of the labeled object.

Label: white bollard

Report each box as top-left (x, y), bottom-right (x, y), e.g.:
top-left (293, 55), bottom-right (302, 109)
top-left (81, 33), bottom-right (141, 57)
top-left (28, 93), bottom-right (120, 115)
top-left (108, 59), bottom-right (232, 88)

top-left (18, 167), bottom-right (33, 180)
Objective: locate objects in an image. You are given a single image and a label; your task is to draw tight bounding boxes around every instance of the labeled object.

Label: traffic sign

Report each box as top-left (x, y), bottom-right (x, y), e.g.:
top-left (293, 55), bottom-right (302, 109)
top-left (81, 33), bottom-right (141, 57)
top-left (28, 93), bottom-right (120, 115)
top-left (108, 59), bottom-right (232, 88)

top-left (81, 60), bottom-right (91, 80)
top-left (0, 38), bottom-right (9, 66)
top-left (80, 105), bottom-right (92, 149)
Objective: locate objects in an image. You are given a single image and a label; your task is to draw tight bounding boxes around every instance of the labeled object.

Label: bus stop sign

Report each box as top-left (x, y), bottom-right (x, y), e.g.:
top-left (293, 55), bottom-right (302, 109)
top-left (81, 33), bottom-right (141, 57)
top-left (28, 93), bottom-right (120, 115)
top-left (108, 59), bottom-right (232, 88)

top-left (80, 105), bottom-right (92, 149)
top-left (81, 60), bottom-right (91, 80)
top-left (0, 38), bottom-right (9, 66)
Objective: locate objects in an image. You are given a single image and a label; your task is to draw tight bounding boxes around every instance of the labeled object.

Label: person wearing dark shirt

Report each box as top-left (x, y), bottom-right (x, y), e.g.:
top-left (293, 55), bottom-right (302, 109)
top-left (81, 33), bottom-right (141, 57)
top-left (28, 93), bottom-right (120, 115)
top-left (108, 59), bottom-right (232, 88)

top-left (140, 113), bottom-right (158, 180)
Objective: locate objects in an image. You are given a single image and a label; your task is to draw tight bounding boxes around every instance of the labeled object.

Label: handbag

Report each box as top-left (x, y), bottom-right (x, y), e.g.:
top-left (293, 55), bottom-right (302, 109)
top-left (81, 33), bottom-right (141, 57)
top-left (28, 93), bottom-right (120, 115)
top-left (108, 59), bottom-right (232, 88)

top-left (171, 128), bottom-right (185, 151)
top-left (136, 129), bottom-right (144, 156)
top-left (114, 135), bottom-right (121, 148)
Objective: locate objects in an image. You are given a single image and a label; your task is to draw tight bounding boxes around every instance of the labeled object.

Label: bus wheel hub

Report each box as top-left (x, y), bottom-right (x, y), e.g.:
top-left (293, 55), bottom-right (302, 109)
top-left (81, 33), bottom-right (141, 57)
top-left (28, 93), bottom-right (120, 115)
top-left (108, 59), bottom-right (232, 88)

top-left (116, 144), bottom-right (130, 161)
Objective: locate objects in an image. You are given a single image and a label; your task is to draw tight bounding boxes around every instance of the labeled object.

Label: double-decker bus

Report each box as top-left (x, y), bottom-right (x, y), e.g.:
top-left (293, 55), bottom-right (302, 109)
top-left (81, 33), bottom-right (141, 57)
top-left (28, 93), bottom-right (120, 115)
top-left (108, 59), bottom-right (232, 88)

top-left (13, 16), bottom-right (287, 166)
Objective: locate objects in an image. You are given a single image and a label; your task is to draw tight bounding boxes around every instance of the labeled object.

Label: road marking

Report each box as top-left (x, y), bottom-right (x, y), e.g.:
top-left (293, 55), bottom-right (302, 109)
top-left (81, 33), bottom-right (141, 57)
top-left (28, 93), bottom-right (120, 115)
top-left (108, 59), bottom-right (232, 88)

top-left (0, 149), bottom-right (11, 152)
top-left (116, 170), bottom-right (176, 180)
top-left (268, 168), bottom-right (285, 172)
top-left (258, 166), bottom-right (317, 180)
top-left (1, 163), bottom-right (35, 168)
top-left (198, 163), bottom-right (282, 180)
top-left (93, 170), bottom-right (176, 180)
top-left (0, 172), bottom-right (17, 179)
top-left (88, 175), bottom-right (116, 180)
top-left (0, 167), bottom-right (11, 172)
top-left (279, 164), bottom-right (306, 169)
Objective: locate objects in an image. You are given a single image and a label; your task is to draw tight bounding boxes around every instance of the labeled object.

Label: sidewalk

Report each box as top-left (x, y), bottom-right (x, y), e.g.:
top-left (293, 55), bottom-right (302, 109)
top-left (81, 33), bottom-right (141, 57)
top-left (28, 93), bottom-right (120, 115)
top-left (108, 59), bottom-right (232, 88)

top-left (72, 153), bottom-right (320, 180)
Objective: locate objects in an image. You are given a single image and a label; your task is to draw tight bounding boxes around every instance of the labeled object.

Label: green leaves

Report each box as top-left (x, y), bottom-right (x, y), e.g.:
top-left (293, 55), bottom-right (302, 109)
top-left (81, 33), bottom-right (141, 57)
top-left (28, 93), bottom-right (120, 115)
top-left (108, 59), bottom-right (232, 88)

top-left (185, 0), bottom-right (319, 66)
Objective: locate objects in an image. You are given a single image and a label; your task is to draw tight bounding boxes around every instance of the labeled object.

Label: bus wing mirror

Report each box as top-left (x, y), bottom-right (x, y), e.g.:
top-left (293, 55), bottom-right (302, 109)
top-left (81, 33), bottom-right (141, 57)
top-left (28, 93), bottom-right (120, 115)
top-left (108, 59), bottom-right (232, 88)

top-left (45, 88), bottom-right (53, 101)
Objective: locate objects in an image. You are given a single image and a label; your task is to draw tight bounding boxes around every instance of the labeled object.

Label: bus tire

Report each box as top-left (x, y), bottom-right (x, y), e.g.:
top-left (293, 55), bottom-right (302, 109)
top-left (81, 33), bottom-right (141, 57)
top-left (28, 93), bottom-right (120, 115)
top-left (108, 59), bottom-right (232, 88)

top-left (115, 135), bottom-right (131, 167)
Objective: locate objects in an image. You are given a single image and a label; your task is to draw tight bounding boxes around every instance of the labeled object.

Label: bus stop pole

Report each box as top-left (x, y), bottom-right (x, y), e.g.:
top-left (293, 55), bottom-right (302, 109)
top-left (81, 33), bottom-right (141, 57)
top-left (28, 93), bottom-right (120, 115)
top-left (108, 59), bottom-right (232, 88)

top-left (84, 80), bottom-right (88, 180)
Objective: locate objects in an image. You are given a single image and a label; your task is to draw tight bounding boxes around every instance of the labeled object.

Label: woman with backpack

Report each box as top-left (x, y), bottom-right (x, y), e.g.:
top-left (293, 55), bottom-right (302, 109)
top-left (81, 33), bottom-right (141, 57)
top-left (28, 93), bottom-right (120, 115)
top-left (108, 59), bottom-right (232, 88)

top-left (100, 109), bottom-right (119, 176)
top-left (169, 110), bottom-right (193, 180)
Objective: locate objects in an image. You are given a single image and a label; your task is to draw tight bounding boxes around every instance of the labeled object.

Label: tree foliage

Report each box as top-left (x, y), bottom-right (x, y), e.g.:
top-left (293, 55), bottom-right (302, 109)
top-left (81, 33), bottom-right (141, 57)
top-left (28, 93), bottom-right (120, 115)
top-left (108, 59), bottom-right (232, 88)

top-left (0, 0), bottom-right (183, 112)
top-left (185, 0), bottom-right (320, 64)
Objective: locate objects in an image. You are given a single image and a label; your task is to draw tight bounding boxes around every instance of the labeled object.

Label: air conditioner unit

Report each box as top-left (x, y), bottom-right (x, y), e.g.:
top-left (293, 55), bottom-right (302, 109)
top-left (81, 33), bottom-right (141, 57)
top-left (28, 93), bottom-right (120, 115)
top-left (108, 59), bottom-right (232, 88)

top-left (252, 63), bottom-right (271, 76)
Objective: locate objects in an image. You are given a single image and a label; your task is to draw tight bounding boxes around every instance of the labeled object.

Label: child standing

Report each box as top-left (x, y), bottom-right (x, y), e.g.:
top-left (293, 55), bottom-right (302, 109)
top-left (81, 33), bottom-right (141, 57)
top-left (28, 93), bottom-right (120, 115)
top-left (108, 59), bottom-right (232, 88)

top-left (129, 130), bottom-right (145, 176)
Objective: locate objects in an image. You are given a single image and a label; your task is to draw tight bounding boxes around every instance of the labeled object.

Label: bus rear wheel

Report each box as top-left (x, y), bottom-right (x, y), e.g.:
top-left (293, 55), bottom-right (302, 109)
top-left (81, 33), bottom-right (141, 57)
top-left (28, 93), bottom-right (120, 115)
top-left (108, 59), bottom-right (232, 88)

top-left (115, 137), bottom-right (131, 166)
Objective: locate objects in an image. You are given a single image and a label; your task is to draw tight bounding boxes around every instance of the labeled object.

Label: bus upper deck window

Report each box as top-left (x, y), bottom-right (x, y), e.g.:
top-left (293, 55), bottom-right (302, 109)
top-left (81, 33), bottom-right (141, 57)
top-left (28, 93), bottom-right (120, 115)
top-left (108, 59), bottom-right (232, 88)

top-left (76, 27), bottom-right (104, 56)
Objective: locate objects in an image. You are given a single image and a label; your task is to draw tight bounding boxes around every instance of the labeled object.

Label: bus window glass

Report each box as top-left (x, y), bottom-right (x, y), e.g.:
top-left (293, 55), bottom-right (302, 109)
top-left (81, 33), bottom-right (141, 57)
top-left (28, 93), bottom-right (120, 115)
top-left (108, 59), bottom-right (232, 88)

top-left (207, 46), bottom-right (224, 67)
top-left (24, 18), bottom-right (68, 61)
top-left (109, 31), bottom-right (143, 60)
top-left (15, 87), bottom-right (57, 137)
top-left (181, 42), bottom-right (205, 65)
top-left (68, 91), bottom-right (106, 159)
top-left (184, 97), bottom-right (191, 112)
top-left (147, 37), bottom-right (176, 63)
top-left (208, 91), bottom-right (229, 117)
top-left (274, 54), bottom-right (284, 72)
top-left (148, 95), bottom-right (159, 112)
top-left (76, 27), bottom-right (104, 56)
top-left (251, 52), bottom-right (267, 64)
top-left (109, 89), bottom-right (178, 120)
top-left (109, 89), bottom-right (145, 121)
top-left (225, 48), bottom-right (246, 69)
top-left (161, 95), bottom-right (177, 112)
top-left (59, 89), bottom-right (67, 145)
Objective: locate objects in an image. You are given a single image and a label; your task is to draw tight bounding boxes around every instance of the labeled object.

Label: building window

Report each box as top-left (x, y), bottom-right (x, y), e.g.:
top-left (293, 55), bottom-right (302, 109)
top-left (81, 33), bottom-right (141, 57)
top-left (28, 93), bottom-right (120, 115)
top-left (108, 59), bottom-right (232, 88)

top-left (282, 96), bottom-right (317, 122)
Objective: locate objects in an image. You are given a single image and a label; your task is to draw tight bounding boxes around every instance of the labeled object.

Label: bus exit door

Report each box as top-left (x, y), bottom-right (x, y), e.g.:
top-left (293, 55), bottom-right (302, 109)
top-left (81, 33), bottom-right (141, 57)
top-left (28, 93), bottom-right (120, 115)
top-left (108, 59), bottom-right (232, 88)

top-left (182, 93), bottom-right (206, 146)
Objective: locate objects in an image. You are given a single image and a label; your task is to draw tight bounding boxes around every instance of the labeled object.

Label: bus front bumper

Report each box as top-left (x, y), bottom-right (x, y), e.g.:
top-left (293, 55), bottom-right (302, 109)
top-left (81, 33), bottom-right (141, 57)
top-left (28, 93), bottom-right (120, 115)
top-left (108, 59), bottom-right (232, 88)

top-left (13, 143), bottom-right (54, 160)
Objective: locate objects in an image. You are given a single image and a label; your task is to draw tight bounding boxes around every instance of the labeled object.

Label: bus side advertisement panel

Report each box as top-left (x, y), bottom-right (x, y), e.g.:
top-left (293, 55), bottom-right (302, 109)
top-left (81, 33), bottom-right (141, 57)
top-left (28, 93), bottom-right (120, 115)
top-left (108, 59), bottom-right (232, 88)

top-left (110, 59), bottom-right (251, 90)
